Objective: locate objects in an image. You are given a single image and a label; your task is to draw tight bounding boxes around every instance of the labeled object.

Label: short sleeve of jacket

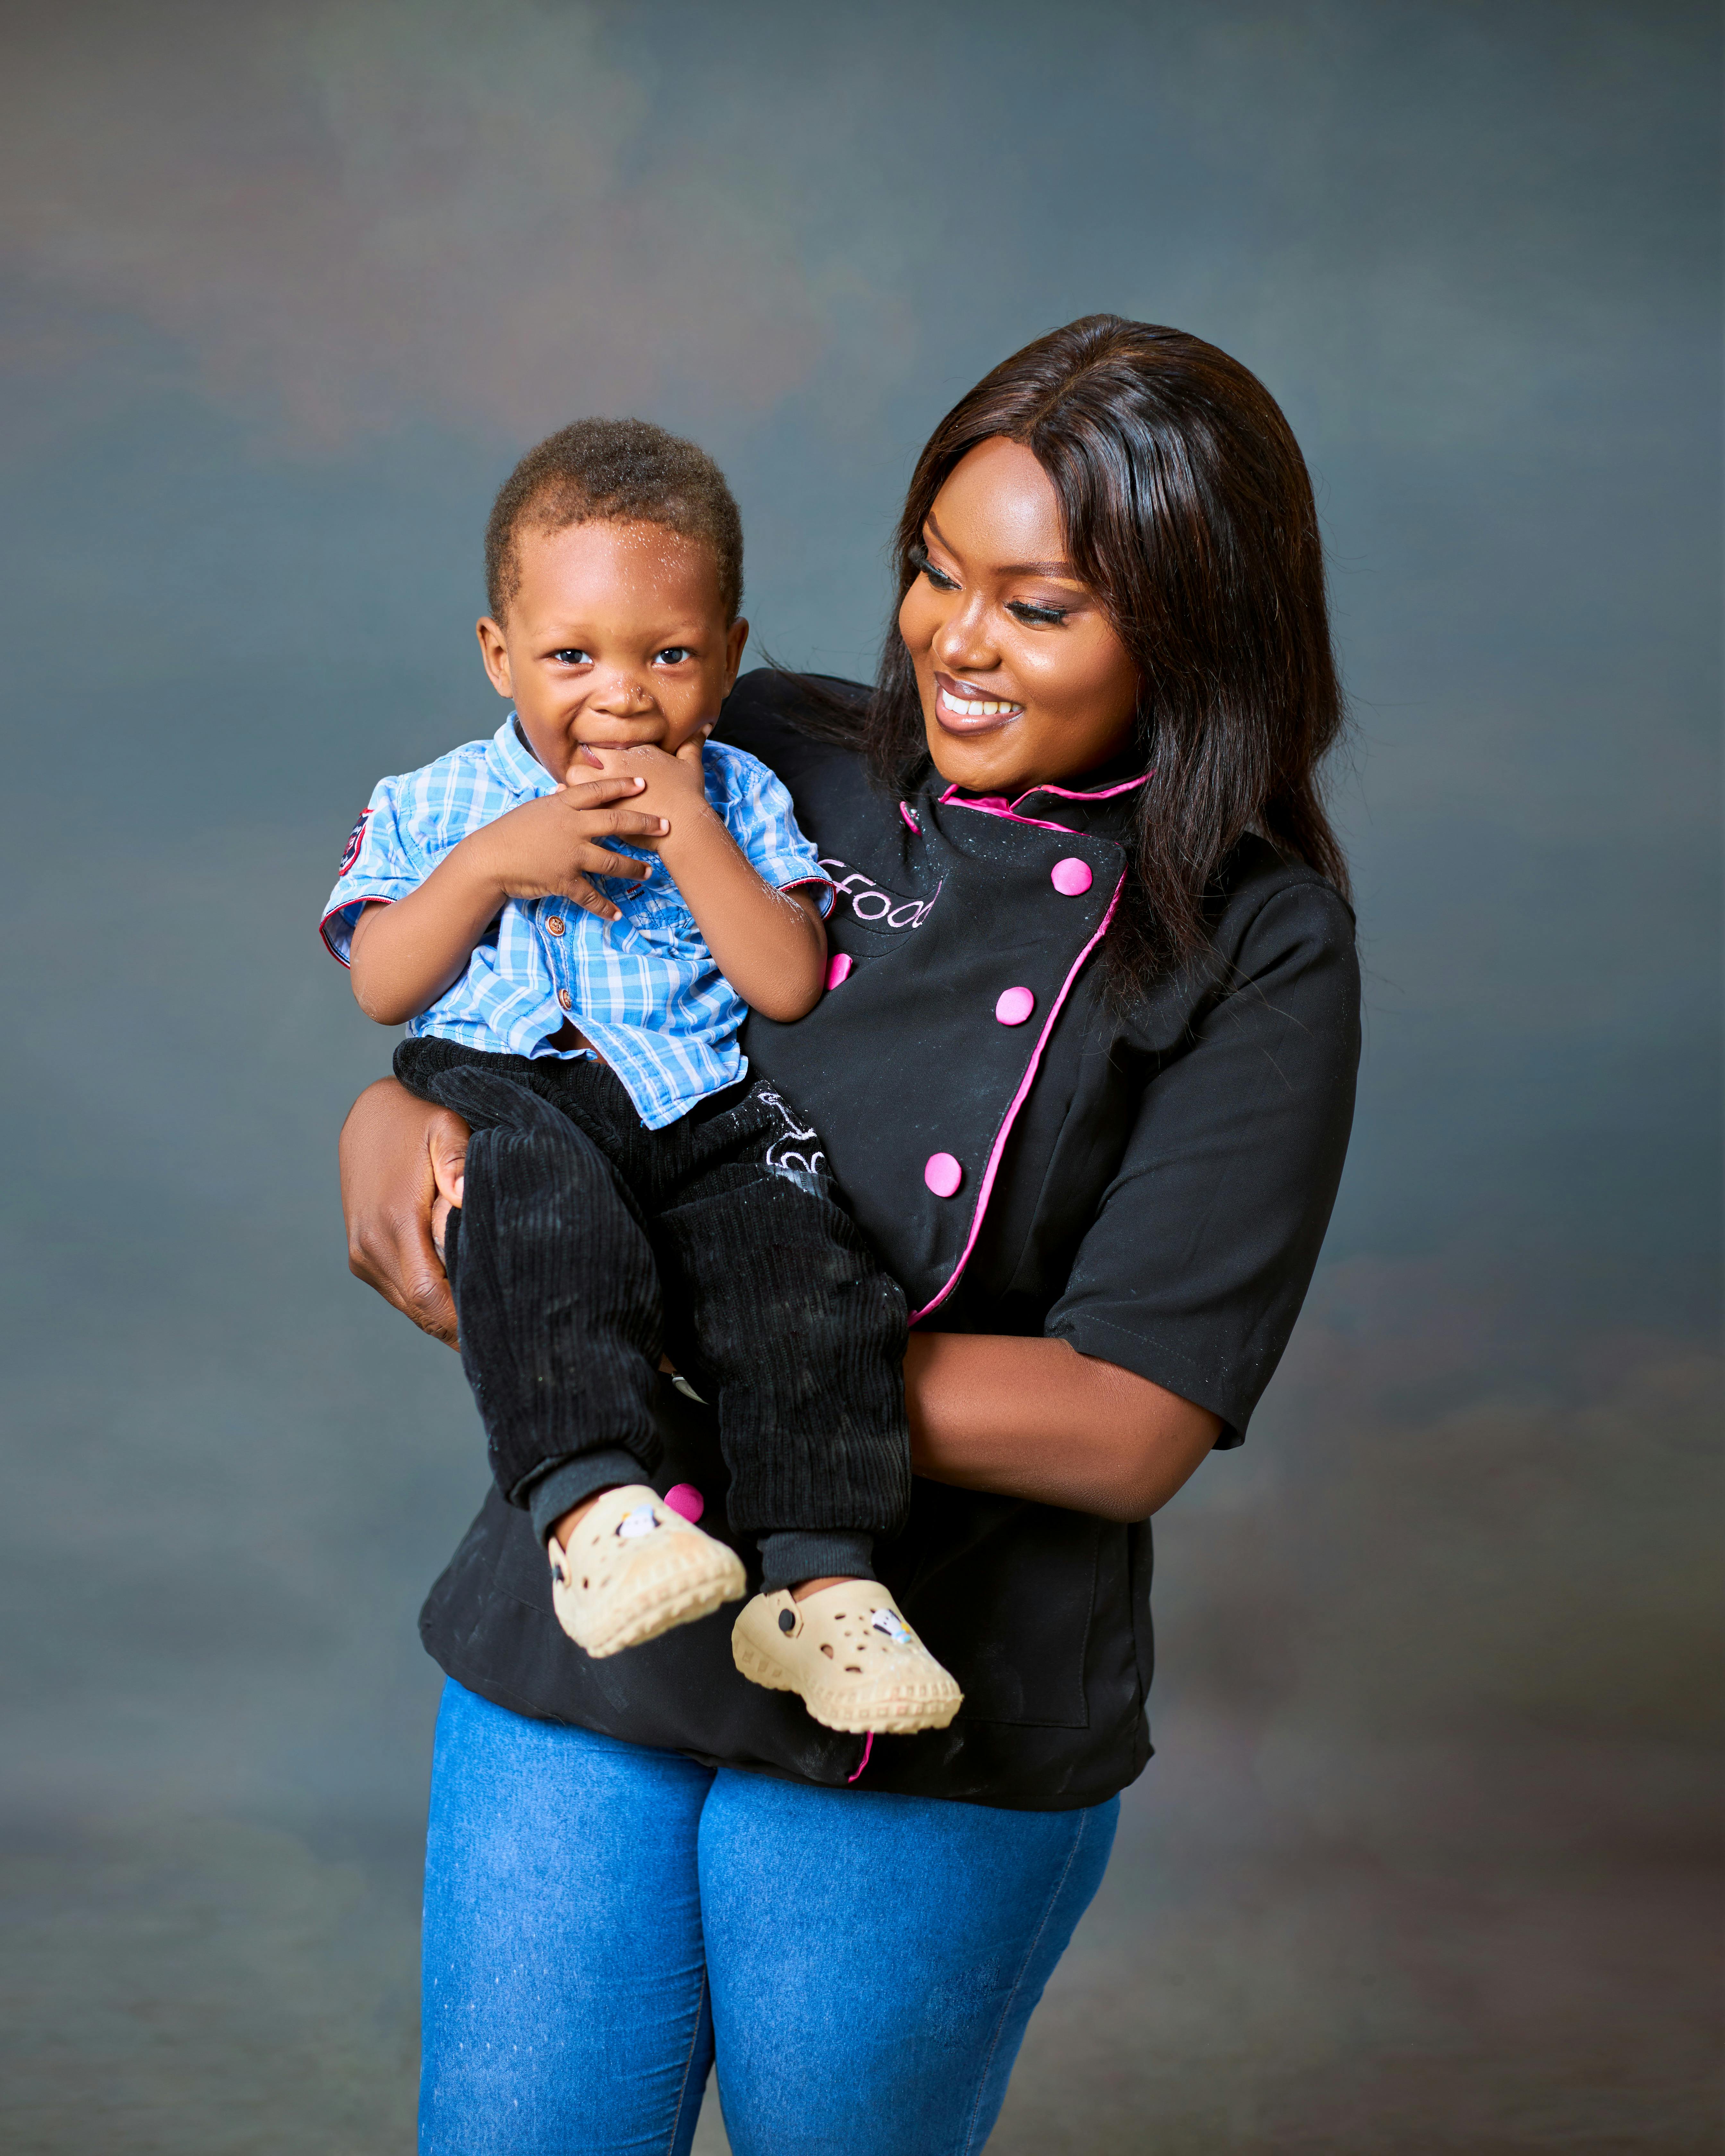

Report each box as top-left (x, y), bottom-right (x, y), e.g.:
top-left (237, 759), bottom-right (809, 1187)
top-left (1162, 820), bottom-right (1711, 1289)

top-left (717, 746), bottom-right (835, 916)
top-left (1045, 880), bottom-right (1361, 1445)
top-left (319, 777), bottom-right (425, 964)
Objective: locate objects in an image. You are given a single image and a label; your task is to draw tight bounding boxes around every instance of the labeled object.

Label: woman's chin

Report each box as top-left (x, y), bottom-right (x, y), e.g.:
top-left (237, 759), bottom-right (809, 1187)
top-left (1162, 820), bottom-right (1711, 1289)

top-left (924, 719), bottom-right (1027, 795)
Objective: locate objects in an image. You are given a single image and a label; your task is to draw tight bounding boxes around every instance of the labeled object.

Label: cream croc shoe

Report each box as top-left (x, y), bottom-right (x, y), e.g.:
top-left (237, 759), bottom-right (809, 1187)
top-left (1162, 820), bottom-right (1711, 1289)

top-left (731, 1584), bottom-right (963, 1734)
top-left (548, 1485), bottom-right (746, 1658)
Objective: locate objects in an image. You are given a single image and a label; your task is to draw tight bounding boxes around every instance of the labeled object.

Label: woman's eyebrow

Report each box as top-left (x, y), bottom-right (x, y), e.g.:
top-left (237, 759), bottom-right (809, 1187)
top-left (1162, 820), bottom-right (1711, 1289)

top-left (923, 514), bottom-right (1077, 581)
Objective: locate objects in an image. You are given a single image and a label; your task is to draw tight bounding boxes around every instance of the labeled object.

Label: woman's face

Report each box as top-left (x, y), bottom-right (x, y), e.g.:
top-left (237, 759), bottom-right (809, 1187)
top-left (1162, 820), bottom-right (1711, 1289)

top-left (897, 435), bottom-right (1140, 796)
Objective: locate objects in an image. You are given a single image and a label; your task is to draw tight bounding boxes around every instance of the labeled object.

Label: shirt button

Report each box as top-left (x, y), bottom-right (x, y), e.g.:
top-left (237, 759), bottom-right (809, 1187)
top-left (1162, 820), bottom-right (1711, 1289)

top-left (1051, 857), bottom-right (1092, 896)
top-left (995, 986), bottom-right (1036, 1026)
top-left (545, 915), bottom-right (566, 936)
top-left (557, 989), bottom-right (573, 1010)
top-left (825, 952), bottom-right (853, 989)
top-left (923, 1152), bottom-right (963, 1198)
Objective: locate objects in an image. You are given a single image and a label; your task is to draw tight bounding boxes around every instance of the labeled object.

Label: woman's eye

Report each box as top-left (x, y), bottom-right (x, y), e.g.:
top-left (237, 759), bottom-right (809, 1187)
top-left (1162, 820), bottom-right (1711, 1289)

top-left (654, 647), bottom-right (695, 665)
top-left (551, 648), bottom-right (591, 665)
top-left (1007, 601), bottom-right (1068, 627)
top-left (910, 544), bottom-right (959, 593)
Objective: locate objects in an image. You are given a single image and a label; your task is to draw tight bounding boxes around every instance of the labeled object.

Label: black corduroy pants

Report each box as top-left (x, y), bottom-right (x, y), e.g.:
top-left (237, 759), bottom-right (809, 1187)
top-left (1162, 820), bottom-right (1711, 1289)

top-left (394, 1038), bottom-right (911, 1591)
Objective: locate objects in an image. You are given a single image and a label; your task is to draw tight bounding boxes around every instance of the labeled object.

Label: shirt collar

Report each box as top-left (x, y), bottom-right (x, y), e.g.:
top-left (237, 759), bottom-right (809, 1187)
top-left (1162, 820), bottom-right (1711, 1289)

top-left (488, 714), bottom-right (556, 799)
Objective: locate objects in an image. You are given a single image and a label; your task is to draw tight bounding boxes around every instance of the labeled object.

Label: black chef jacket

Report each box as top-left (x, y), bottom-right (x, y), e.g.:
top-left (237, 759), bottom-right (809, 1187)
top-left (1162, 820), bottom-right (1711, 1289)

top-left (418, 669), bottom-right (1361, 1811)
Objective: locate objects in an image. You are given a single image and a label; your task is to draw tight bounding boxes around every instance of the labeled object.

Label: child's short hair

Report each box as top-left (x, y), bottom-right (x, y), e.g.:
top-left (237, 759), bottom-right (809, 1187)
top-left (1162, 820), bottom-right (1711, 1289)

top-left (485, 418), bottom-right (744, 624)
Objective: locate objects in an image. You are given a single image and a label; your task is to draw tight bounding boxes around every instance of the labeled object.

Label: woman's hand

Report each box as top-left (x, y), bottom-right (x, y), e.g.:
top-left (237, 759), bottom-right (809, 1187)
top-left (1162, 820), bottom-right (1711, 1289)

top-left (339, 1078), bottom-right (470, 1347)
top-left (903, 1332), bottom-right (1222, 1520)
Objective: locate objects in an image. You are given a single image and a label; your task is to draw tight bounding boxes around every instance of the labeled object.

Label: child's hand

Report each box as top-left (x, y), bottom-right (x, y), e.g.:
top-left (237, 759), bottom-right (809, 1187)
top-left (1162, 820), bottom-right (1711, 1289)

top-left (463, 770), bottom-right (669, 924)
top-left (579, 734), bottom-right (714, 839)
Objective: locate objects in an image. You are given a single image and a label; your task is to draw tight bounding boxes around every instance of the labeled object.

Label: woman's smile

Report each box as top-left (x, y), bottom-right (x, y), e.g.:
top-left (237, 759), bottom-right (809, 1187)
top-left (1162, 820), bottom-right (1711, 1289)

top-left (933, 672), bottom-right (1025, 731)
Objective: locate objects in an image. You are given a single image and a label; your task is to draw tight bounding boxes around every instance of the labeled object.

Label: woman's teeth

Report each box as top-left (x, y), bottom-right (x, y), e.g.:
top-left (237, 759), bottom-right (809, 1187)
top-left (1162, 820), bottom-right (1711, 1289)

top-left (940, 688), bottom-right (1023, 718)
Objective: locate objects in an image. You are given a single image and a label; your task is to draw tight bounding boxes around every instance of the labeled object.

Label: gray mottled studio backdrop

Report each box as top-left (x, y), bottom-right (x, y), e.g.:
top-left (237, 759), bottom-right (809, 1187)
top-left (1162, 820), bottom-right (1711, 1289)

top-left (0, 3), bottom-right (1717, 2151)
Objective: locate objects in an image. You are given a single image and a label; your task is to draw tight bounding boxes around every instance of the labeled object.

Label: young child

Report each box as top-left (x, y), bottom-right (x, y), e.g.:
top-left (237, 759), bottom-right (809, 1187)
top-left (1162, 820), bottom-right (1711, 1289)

top-left (322, 419), bottom-right (960, 1736)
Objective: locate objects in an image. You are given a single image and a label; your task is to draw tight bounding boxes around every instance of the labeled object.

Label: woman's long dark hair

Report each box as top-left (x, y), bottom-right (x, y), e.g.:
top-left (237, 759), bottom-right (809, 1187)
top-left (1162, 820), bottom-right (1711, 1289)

top-left (824, 315), bottom-right (1348, 997)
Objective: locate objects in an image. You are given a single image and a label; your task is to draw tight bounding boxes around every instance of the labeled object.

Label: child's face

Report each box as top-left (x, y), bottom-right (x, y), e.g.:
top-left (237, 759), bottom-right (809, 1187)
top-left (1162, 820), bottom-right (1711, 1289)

top-left (476, 519), bottom-right (748, 777)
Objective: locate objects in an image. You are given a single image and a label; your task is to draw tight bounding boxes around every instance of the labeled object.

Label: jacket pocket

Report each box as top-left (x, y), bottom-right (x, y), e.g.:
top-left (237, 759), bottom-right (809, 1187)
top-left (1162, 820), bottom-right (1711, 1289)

top-left (888, 1486), bottom-right (1100, 1729)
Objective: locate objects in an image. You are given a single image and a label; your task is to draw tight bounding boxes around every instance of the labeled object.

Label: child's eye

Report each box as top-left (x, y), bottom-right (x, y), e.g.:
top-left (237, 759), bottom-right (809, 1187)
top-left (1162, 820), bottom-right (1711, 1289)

top-left (909, 543), bottom-right (959, 593)
top-left (551, 648), bottom-right (591, 666)
top-left (654, 647), bottom-right (695, 665)
top-left (1007, 600), bottom-right (1069, 627)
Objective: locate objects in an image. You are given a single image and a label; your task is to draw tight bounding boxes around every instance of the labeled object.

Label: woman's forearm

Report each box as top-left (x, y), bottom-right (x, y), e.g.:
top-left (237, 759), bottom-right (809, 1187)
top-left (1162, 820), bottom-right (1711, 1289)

top-left (903, 1331), bottom-right (1221, 1521)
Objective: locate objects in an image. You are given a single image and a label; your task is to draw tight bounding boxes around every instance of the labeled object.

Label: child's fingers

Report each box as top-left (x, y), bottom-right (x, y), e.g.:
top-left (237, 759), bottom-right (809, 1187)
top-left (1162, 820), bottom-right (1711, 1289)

top-left (604, 823), bottom-right (666, 852)
top-left (560, 773), bottom-right (648, 808)
top-left (574, 843), bottom-right (657, 886)
top-left (590, 809), bottom-right (668, 844)
top-left (562, 875), bottom-right (622, 923)
top-left (568, 819), bottom-right (661, 863)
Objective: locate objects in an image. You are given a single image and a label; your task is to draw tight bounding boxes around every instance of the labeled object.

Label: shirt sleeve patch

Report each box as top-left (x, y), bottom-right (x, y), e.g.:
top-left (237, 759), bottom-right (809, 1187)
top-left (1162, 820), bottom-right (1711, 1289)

top-left (338, 809), bottom-right (371, 877)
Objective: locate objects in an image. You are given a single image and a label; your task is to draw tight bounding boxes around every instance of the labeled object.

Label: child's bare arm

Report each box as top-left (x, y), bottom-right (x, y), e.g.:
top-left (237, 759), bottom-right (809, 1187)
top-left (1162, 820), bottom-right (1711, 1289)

top-left (669, 830), bottom-right (827, 1022)
top-left (348, 770), bottom-right (668, 1025)
top-left (587, 740), bottom-right (826, 1022)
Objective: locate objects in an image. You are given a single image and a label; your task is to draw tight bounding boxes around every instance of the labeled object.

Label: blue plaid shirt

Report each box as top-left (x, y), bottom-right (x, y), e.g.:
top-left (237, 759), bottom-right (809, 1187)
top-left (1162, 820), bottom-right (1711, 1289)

top-left (321, 716), bottom-right (832, 1129)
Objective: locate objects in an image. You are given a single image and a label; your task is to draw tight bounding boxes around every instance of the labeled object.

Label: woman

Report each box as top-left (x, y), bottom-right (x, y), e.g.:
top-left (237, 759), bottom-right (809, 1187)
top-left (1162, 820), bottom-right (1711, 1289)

top-left (341, 316), bottom-right (1360, 2154)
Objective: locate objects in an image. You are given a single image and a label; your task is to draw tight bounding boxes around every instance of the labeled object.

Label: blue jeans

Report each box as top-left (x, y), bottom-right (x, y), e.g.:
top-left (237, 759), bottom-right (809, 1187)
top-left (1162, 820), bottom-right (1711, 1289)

top-left (421, 1680), bottom-right (1119, 2155)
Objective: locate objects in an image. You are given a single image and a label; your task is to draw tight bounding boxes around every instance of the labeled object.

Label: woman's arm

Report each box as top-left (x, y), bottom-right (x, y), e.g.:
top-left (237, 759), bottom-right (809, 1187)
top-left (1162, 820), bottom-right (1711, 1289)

top-left (904, 1331), bottom-right (1221, 1521)
top-left (337, 1082), bottom-right (1217, 1517)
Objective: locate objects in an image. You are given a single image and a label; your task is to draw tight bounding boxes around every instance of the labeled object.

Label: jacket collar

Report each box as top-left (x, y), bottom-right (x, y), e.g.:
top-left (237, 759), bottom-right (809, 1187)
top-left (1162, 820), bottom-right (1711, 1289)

top-left (927, 767), bottom-right (1151, 843)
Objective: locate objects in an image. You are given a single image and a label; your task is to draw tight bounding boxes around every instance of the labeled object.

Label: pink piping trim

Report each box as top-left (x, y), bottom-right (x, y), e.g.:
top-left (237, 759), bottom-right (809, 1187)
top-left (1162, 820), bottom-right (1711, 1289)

top-left (935, 771), bottom-right (1153, 833)
top-left (937, 786), bottom-right (1071, 836)
top-left (1013, 771), bottom-right (1152, 807)
top-left (908, 872), bottom-right (1123, 1325)
top-left (319, 894), bottom-right (393, 967)
top-left (778, 873), bottom-right (839, 917)
top-left (899, 801), bottom-right (921, 832)
top-left (848, 1731), bottom-right (875, 1782)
